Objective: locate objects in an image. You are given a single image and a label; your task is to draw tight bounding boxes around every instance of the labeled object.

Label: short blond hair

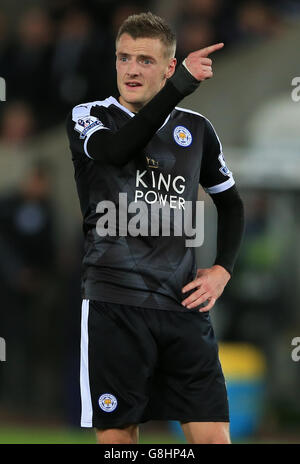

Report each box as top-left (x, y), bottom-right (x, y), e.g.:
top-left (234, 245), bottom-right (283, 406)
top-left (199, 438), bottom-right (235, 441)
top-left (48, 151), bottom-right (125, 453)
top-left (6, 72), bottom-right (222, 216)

top-left (116, 11), bottom-right (176, 58)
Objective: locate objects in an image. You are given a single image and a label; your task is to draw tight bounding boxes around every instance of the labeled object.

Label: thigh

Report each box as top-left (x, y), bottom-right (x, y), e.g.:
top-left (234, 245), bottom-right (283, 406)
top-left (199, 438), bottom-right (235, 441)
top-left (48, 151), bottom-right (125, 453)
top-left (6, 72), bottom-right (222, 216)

top-left (80, 299), bottom-right (159, 429)
top-left (145, 310), bottom-right (229, 423)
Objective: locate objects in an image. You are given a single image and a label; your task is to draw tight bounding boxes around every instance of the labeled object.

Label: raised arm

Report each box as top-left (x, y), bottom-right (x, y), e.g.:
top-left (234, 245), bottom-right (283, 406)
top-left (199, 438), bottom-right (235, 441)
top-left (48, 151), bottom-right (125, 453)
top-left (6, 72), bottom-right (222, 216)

top-left (66, 44), bottom-right (224, 167)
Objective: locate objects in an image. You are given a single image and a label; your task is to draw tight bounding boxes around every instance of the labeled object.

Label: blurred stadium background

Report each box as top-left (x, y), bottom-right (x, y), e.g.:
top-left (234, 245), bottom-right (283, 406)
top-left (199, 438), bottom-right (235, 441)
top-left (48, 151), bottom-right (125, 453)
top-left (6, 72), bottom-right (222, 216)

top-left (0, 0), bottom-right (300, 444)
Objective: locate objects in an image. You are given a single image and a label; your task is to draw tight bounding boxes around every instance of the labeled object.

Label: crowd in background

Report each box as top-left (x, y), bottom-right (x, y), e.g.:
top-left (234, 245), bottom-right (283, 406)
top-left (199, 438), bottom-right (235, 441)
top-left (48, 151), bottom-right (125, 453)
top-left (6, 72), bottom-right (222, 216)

top-left (0, 0), bottom-right (299, 141)
top-left (0, 0), bottom-right (300, 428)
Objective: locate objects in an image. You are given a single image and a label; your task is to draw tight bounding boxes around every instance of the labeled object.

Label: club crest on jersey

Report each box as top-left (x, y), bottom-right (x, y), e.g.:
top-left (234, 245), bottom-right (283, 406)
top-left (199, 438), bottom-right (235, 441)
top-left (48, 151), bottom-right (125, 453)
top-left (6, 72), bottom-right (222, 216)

top-left (218, 152), bottom-right (232, 177)
top-left (173, 126), bottom-right (192, 147)
top-left (75, 116), bottom-right (103, 139)
top-left (98, 393), bottom-right (118, 412)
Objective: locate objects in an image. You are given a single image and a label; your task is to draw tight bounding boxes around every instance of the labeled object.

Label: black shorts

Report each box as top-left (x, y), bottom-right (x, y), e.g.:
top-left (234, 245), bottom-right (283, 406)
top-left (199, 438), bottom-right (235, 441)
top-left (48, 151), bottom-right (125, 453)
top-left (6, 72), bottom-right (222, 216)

top-left (80, 299), bottom-right (229, 429)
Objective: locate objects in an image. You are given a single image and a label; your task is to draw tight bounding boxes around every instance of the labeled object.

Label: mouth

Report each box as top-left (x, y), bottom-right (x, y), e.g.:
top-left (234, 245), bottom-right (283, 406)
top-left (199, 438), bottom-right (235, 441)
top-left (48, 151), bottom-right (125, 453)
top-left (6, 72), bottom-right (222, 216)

top-left (125, 81), bottom-right (143, 89)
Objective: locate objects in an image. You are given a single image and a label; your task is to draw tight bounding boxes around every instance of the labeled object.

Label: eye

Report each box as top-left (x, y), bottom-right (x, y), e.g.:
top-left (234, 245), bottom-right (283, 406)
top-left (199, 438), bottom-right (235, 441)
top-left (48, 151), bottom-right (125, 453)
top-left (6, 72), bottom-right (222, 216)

top-left (143, 59), bottom-right (151, 65)
top-left (119, 56), bottom-right (128, 62)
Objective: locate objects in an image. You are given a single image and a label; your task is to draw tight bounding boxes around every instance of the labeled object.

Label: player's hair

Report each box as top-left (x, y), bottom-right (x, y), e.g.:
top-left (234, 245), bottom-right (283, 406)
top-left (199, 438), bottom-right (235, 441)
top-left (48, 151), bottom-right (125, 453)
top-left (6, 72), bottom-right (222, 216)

top-left (116, 11), bottom-right (176, 59)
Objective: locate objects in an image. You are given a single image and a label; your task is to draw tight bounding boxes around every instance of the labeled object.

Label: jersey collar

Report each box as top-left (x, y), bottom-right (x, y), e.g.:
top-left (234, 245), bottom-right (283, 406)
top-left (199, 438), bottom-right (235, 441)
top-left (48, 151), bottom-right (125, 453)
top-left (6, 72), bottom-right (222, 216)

top-left (109, 96), bottom-right (171, 132)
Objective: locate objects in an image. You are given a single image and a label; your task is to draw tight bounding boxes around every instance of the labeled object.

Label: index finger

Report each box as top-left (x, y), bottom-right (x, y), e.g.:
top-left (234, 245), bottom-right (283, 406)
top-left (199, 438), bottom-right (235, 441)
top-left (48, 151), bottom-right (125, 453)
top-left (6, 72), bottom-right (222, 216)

top-left (198, 42), bottom-right (224, 58)
top-left (182, 279), bottom-right (202, 294)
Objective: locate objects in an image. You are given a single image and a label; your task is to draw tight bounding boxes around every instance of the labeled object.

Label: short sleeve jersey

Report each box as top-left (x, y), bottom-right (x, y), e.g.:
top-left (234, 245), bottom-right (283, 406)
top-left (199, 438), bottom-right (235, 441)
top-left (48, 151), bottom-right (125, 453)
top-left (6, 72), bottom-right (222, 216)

top-left (66, 96), bottom-right (235, 311)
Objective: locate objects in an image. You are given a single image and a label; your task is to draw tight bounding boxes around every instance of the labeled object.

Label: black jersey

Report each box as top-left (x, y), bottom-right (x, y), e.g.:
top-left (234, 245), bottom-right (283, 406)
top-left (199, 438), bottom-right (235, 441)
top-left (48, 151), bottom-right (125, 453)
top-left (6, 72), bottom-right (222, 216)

top-left (66, 95), bottom-right (235, 311)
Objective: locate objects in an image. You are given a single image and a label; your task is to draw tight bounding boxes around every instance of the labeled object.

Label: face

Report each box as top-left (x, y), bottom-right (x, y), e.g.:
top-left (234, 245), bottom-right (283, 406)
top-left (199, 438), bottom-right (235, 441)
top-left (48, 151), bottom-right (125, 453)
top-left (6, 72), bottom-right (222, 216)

top-left (116, 33), bottom-right (176, 113)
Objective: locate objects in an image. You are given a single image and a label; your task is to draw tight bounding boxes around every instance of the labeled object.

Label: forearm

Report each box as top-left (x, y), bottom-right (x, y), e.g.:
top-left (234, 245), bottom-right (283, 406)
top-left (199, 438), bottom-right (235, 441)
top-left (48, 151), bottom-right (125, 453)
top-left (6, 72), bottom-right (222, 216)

top-left (210, 185), bottom-right (245, 275)
top-left (87, 64), bottom-right (200, 165)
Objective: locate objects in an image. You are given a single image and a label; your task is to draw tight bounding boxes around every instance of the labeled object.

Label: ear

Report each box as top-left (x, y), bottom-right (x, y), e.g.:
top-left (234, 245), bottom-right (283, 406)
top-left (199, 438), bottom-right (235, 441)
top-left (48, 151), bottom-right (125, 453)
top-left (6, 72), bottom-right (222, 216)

top-left (165, 57), bottom-right (177, 79)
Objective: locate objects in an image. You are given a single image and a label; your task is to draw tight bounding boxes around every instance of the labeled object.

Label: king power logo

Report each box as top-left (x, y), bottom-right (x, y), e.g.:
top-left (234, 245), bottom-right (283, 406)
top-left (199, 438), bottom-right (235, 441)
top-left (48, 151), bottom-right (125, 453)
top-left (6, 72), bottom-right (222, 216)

top-left (0, 77), bottom-right (6, 101)
top-left (0, 337), bottom-right (6, 361)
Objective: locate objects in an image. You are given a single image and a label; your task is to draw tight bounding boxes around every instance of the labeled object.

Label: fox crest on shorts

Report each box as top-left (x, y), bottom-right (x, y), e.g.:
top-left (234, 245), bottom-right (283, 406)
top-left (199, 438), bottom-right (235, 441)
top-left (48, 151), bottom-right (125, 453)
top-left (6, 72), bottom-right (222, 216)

top-left (98, 393), bottom-right (118, 412)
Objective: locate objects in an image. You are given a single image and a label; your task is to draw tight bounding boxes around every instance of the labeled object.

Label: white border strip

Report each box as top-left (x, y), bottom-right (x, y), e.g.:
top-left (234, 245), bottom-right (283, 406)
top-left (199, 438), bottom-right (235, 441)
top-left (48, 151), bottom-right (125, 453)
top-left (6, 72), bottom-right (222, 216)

top-left (80, 299), bottom-right (93, 427)
top-left (204, 176), bottom-right (235, 194)
top-left (83, 126), bottom-right (109, 159)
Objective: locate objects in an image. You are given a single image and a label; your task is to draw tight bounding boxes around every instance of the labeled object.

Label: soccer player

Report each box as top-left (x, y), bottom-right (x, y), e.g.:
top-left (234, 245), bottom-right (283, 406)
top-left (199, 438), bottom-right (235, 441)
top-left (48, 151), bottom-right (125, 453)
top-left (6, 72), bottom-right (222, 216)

top-left (66, 12), bottom-right (244, 444)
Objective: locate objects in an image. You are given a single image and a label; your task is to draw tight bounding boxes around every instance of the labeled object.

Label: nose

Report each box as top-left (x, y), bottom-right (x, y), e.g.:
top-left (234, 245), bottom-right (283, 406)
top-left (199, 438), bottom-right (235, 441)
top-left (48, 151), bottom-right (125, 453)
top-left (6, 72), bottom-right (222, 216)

top-left (126, 59), bottom-right (140, 77)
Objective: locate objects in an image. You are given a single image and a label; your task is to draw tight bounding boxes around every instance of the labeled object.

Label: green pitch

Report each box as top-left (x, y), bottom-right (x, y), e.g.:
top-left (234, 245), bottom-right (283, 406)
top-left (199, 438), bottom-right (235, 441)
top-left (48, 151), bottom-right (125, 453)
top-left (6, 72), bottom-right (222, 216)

top-left (0, 426), bottom-right (296, 444)
top-left (0, 426), bottom-right (184, 444)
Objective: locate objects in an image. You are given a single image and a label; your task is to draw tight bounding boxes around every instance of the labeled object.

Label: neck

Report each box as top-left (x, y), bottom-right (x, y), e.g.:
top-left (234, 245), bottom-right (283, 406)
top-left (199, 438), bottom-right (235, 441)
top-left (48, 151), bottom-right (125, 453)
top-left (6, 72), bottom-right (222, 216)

top-left (118, 79), bottom-right (168, 113)
top-left (118, 96), bottom-right (145, 114)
